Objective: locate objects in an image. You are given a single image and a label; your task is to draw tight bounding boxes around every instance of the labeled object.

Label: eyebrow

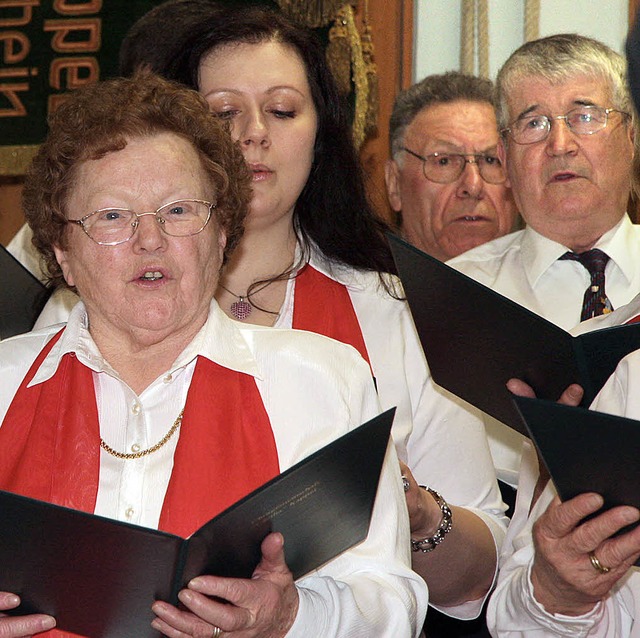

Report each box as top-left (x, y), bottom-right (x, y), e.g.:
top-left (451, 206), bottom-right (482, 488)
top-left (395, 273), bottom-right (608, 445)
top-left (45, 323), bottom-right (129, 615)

top-left (421, 139), bottom-right (499, 155)
top-left (515, 98), bottom-right (599, 120)
top-left (202, 85), bottom-right (308, 100)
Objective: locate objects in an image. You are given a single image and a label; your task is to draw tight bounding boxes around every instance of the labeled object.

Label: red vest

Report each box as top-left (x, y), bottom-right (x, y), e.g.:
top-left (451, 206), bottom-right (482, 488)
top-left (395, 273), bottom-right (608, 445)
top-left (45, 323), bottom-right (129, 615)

top-left (293, 264), bottom-right (371, 365)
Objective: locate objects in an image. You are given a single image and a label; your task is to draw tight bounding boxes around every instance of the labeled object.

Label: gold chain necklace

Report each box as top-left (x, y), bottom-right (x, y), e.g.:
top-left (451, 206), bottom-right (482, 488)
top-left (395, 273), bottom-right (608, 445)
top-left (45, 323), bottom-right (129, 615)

top-left (100, 409), bottom-right (184, 460)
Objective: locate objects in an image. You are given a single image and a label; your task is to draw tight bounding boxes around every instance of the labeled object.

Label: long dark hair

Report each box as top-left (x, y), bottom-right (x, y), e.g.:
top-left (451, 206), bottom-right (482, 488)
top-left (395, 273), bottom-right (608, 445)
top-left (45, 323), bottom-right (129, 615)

top-left (121, 2), bottom-right (396, 276)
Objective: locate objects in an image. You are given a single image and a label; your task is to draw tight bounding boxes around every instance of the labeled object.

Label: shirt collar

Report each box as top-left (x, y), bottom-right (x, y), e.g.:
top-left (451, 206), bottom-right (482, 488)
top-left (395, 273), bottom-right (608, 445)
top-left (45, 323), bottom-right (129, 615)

top-left (521, 215), bottom-right (631, 288)
top-left (178, 301), bottom-right (263, 380)
top-left (30, 299), bottom-right (263, 387)
top-left (596, 214), bottom-right (637, 285)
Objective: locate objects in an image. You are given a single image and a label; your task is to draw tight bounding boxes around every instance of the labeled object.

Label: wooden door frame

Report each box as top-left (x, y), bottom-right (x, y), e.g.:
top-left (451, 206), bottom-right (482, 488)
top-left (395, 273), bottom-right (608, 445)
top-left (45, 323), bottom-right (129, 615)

top-left (358, 0), bottom-right (413, 223)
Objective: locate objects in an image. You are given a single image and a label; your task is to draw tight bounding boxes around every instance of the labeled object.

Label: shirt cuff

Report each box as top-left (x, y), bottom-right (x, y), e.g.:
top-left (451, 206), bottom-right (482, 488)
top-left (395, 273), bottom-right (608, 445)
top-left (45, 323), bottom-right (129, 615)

top-left (521, 563), bottom-right (603, 635)
top-left (284, 584), bottom-right (329, 637)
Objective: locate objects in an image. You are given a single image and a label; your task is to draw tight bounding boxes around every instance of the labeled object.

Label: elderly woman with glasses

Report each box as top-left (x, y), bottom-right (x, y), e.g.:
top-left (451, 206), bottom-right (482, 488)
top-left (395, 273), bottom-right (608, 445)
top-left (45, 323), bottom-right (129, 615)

top-left (0, 72), bottom-right (427, 638)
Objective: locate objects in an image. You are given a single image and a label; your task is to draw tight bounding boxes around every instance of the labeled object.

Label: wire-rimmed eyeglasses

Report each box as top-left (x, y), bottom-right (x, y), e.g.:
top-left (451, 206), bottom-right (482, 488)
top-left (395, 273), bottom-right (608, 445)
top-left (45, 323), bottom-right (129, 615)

top-left (400, 147), bottom-right (506, 184)
top-left (66, 199), bottom-right (215, 246)
top-left (501, 105), bottom-right (630, 145)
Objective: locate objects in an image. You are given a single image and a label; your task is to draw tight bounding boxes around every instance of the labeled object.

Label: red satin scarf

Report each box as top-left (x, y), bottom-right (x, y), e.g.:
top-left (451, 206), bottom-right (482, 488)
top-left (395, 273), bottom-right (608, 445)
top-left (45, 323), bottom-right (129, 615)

top-left (0, 330), bottom-right (279, 638)
top-left (293, 264), bottom-right (371, 366)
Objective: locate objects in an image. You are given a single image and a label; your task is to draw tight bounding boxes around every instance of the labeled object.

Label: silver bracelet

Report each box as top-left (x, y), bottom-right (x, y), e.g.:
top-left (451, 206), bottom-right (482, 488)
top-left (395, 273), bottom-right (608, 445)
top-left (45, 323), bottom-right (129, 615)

top-left (411, 486), bottom-right (453, 553)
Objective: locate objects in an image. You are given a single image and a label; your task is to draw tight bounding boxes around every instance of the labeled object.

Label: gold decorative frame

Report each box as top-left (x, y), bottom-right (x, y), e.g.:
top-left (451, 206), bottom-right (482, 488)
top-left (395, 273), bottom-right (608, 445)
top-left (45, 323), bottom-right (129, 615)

top-left (0, 146), bottom-right (39, 177)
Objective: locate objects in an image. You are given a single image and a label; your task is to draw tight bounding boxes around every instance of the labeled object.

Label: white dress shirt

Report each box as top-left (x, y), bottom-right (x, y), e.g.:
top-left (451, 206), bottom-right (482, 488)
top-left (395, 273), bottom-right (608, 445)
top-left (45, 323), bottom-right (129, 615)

top-left (447, 215), bottom-right (640, 484)
top-left (0, 301), bottom-right (428, 637)
top-left (485, 247), bottom-right (640, 636)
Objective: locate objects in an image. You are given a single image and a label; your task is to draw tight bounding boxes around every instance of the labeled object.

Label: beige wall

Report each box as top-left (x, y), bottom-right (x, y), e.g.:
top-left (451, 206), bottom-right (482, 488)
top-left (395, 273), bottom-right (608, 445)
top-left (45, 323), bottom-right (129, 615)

top-left (415, 0), bottom-right (629, 81)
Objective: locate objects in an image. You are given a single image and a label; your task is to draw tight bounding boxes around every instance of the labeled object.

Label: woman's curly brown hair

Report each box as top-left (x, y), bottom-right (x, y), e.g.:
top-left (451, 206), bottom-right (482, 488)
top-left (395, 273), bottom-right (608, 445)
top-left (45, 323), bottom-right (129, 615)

top-left (22, 70), bottom-right (251, 289)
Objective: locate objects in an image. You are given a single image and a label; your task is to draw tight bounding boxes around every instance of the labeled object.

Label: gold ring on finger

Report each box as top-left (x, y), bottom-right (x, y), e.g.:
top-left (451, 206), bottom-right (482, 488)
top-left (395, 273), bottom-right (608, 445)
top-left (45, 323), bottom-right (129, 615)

top-left (589, 551), bottom-right (610, 574)
top-left (211, 627), bottom-right (222, 638)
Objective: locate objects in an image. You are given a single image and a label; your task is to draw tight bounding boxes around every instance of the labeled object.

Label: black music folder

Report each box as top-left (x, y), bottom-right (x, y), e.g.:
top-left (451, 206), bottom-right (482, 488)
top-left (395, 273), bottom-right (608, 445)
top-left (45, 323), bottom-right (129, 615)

top-left (0, 408), bottom-right (395, 638)
top-left (0, 244), bottom-right (51, 339)
top-left (388, 234), bottom-right (640, 436)
top-left (513, 395), bottom-right (640, 555)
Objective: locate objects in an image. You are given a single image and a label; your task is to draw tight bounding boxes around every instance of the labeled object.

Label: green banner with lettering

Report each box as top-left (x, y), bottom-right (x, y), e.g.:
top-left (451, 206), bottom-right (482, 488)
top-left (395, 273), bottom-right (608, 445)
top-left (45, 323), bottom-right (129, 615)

top-left (0, 0), bottom-right (164, 175)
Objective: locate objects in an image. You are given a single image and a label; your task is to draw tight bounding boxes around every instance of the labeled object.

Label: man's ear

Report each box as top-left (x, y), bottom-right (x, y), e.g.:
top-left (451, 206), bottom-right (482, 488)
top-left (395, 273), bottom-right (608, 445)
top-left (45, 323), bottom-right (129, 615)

top-left (497, 137), bottom-right (511, 189)
top-left (628, 117), bottom-right (636, 161)
top-left (384, 159), bottom-right (403, 212)
top-left (53, 244), bottom-right (75, 288)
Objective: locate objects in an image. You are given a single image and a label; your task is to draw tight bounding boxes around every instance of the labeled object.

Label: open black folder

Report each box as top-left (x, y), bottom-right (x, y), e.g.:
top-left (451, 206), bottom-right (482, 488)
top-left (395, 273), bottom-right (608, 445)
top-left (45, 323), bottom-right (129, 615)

top-left (0, 408), bottom-right (395, 638)
top-left (0, 244), bottom-right (51, 339)
top-left (388, 234), bottom-right (640, 436)
top-left (513, 395), bottom-right (640, 559)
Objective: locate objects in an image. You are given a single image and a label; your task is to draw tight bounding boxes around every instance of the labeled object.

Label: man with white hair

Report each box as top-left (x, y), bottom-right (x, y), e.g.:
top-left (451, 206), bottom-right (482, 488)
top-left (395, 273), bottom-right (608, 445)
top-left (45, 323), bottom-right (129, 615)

top-left (448, 33), bottom-right (640, 492)
top-left (474, 33), bottom-right (640, 636)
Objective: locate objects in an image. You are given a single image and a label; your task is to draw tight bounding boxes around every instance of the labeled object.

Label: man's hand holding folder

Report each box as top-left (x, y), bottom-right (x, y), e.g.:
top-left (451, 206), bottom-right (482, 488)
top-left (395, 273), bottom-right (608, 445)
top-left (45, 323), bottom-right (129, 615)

top-left (511, 395), bottom-right (640, 617)
top-left (528, 491), bottom-right (640, 617)
top-left (506, 378), bottom-right (584, 408)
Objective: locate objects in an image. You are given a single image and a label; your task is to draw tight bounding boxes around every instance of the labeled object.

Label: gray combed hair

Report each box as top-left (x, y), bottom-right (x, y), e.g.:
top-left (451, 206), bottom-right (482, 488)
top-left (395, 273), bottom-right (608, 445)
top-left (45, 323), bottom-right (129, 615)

top-left (497, 33), bottom-right (639, 199)
top-left (389, 71), bottom-right (495, 160)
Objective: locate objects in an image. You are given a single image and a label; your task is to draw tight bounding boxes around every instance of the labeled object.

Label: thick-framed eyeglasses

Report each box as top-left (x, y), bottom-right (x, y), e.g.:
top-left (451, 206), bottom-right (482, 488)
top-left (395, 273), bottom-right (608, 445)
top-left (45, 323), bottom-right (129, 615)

top-left (501, 105), bottom-right (630, 145)
top-left (400, 147), bottom-right (506, 184)
top-left (66, 199), bottom-right (215, 246)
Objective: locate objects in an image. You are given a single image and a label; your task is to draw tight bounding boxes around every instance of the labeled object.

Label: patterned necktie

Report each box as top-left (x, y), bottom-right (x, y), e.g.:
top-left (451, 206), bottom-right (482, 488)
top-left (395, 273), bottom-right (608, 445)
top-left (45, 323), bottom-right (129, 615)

top-left (560, 248), bottom-right (613, 321)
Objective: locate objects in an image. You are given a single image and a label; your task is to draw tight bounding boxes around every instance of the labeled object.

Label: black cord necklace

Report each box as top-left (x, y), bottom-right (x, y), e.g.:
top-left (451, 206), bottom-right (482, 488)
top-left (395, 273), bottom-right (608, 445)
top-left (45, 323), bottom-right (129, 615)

top-left (218, 279), bottom-right (279, 320)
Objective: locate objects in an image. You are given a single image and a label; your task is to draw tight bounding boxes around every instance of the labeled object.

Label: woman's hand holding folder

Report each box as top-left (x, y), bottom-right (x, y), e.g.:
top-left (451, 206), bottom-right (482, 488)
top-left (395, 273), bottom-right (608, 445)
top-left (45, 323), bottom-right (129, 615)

top-left (0, 591), bottom-right (55, 637)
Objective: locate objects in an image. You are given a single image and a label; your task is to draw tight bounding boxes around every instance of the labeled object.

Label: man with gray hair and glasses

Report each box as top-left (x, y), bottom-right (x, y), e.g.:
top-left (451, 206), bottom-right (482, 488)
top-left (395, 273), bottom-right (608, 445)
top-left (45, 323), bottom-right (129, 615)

top-left (385, 71), bottom-right (517, 638)
top-left (451, 33), bottom-right (640, 636)
top-left (447, 34), bottom-right (640, 501)
top-left (485, 21), bottom-right (640, 638)
top-left (385, 71), bottom-right (517, 261)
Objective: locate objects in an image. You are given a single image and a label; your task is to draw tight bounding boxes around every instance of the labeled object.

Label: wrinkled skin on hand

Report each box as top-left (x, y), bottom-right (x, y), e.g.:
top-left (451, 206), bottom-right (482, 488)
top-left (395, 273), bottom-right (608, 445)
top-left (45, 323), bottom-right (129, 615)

top-left (531, 493), bottom-right (640, 616)
top-left (151, 533), bottom-right (299, 638)
top-left (0, 592), bottom-right (56, 638)
top-left (508, 378), bottom-right (640, 615)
